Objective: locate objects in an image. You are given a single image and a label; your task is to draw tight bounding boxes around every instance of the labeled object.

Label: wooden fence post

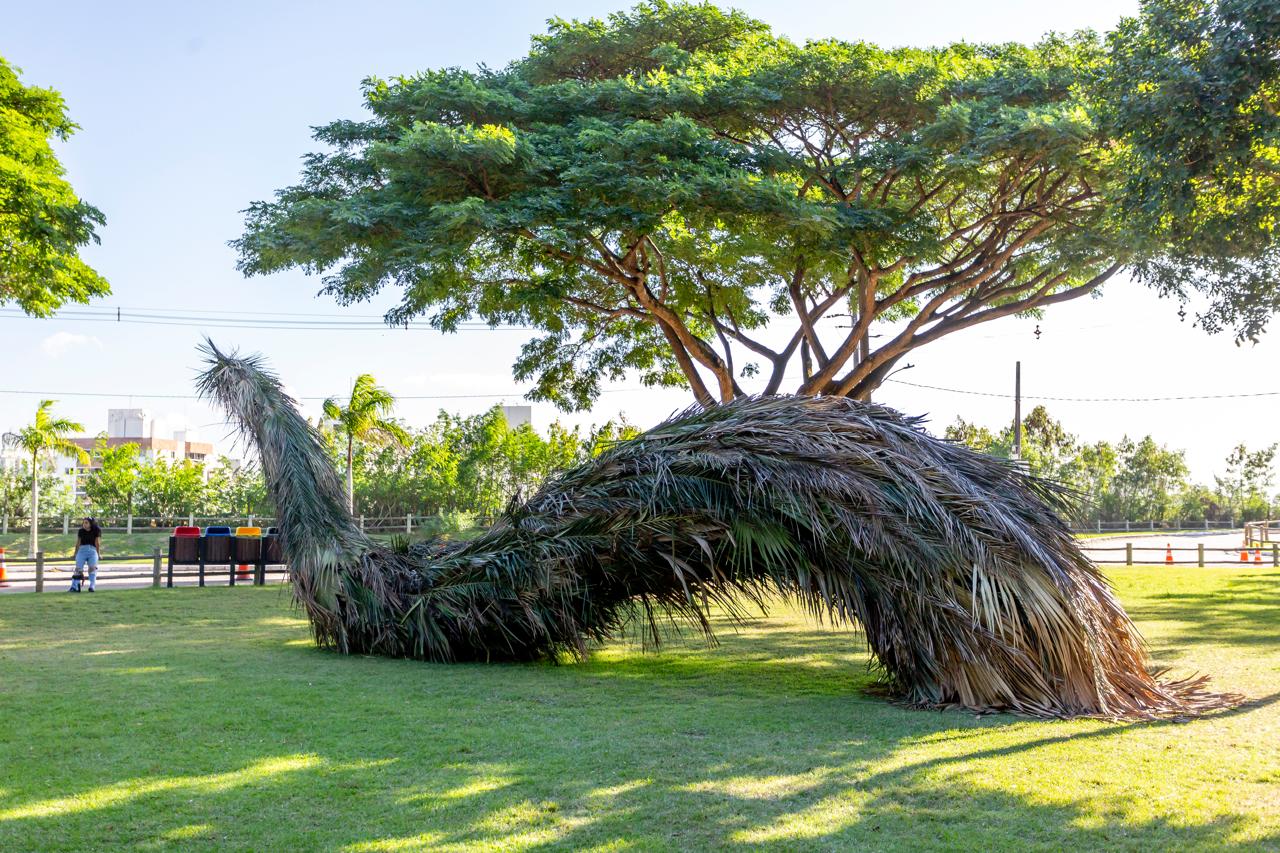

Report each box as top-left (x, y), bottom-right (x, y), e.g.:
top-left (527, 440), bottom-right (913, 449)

top-left (1198, 543), bottom-right (1205, 567)
top-left (152, 547), bottom-right (161, 588)
top-left (1273, 543), bottom-right (1278, 568)
top-left (1125, 542), bottom-right (1133, 566)
top-left (2, 513), bottom-right (7, 534)
top-left (62, 515), bottom-right (69, 535)
top-left (359, 515), bottom-right (365, 532)
top-left (35, 551), bottom-right (44, 593)
top-left (406, 514), bottom-right (412, 534)
top-left (127, 513), bottom-right (133, 536)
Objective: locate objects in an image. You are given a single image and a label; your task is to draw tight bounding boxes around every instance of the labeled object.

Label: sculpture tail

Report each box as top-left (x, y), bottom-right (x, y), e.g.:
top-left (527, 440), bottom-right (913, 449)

top-left (195, 339), bottom-right (402, 651)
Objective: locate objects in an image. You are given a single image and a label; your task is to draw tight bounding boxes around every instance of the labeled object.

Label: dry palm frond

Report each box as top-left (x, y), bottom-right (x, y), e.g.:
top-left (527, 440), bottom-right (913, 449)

top-left (197, 341), bottom-right (1236, 719)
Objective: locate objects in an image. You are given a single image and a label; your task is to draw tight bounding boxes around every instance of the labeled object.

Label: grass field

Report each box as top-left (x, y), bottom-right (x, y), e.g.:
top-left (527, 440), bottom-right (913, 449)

top-left (0, 530), bottom-right (175, 561)
top-left (1, 567), bottom-right (1277, 851)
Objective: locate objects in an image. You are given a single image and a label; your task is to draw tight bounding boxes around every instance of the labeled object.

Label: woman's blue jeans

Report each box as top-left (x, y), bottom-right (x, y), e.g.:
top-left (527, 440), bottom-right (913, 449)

top-left (71, 544), bottom-right (98, 591)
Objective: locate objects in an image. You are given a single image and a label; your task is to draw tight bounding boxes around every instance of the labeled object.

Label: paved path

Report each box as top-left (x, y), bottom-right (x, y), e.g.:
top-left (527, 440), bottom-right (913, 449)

top-left (0, 563), bottom-right (288, 594)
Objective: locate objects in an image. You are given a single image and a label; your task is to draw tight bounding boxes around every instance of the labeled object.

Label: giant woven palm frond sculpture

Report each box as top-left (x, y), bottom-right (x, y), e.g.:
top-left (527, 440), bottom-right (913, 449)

top-left (197, 342), bottom-right (1234, 719)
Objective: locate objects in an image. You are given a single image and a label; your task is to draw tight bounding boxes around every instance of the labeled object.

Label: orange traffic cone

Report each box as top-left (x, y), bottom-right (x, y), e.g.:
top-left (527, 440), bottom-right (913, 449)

top-left (1165, 544), bottom-right (1173, 564)
top-left (1241, 548), bottom-right (1251, 562)
top-left (0, 547), bottom-right (7, 587)
top-left (1254, 549), bottom-right (1263, 564)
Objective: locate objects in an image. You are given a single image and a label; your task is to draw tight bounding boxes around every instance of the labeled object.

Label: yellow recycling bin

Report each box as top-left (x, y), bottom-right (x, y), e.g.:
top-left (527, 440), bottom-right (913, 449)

top-left (234, 527), bottom-right (262, 581)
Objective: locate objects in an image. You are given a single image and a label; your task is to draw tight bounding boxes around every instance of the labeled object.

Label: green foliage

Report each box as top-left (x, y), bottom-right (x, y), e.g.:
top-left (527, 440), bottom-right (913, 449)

top-left (0, 460), bottom-right (73, 518)
top-left (946, 407), bottom-right (1278, 524)
top-left (2, 400), bottom-right (86, 466)
top-left (0, 56), bottom-right (108, 315)
top-left (323, 374), bottom-right (409, 511)
top-left (1107, 436), bottom-right (1192, 522)
top-left (1098, 0), bottom-right (1280, 340)
top-left (1214, 442), bottom-right (1278, 522)
top-left (0, 460), bottom-right (26, 517)
top-left (232, 3), bottom-right (1118, 407)
top-left (2, 400), bottom-right (86, 548)
top-left (133, 458), bottom-right (206, 519)
top-left (83, 437), bottom-right (140, 517)
top-left (322, 375), bottom-right (408, 449)
top-left (203, 457), bottom-right (272, 516)
top-left (236, 1), bottom-right (1279, 410)
top-left (349, 406), bottom-right (630, 518)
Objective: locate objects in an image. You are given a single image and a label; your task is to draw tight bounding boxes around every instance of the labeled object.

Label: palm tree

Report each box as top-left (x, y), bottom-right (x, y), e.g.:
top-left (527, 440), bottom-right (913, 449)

top-left (3, 400), bottom-right (87, 555)
top-left (322, 374), bottom-right (409, 514)
top-left (199, 342), bottom-right (1235, 720)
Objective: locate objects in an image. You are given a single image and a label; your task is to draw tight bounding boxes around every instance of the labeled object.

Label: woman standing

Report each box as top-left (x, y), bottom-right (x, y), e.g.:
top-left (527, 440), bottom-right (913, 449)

top-left (69, 517), bottom-right (101, 593)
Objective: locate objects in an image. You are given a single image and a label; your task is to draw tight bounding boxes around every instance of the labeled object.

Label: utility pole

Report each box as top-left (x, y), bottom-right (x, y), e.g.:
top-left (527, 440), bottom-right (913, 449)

top-left (1013, 361), bottom-right (1022, 460)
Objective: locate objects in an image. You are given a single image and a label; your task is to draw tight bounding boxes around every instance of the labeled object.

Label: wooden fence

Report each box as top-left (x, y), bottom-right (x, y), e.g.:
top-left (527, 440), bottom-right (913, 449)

top-left (1244, 520), bottom-right (1280, 547)
top-left (0, 549), bottom-right (289, 593)
top-left (1085, 542), bottom-right (1280, 566)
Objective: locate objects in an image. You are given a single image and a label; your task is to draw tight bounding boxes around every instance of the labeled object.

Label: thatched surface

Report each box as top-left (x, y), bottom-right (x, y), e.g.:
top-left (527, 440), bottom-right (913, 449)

top-left (198, 342), bottom-right (1236, 719)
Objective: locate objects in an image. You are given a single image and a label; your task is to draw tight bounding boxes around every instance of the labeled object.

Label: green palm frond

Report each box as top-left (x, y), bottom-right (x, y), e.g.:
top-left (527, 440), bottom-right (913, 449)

top-left (198, 342), bottom-right (1237, 720)
top-left (326, 374), bottom-right (407, 446)
top-left (4, 401), bottom-right (87, 462)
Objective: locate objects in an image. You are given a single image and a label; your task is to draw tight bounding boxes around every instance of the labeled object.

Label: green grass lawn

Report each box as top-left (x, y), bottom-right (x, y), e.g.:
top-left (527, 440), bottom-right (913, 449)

top-left (0, 529), bottom-right (175, 561)
top-left (1, 567), bottom-right (1277, 851)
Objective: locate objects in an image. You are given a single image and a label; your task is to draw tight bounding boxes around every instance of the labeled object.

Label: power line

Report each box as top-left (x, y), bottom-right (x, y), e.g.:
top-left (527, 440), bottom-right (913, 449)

top-left (0, 377), bottom-right (1276, 404)
top-left (885, 378), bottom-right (1280, 402)
top-left (0, 386), bottom-right (651, 401)
top-left (0, 306), bottom-right (533, 332)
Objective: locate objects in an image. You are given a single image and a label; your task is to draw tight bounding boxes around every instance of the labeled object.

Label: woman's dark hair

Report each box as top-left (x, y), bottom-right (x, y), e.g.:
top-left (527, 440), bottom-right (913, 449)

top-left (83, 517), bottom-right (101, 536)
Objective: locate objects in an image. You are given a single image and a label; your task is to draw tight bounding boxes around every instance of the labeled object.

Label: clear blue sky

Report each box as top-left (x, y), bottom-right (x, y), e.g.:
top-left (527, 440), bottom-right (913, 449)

top-left (4, 0), bottom-right (1277, 480)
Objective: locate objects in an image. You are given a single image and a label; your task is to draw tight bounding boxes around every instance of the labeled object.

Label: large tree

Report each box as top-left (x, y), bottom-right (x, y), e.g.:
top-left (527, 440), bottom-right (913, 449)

top-left (0, 57), bottom-right (108, 315)
top-left (236, 1), bottom-right (1280, 409)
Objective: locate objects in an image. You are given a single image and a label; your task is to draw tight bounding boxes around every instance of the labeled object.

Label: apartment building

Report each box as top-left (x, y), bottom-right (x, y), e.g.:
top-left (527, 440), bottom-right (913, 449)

top-left (57, 409), bottom-right (215, 499)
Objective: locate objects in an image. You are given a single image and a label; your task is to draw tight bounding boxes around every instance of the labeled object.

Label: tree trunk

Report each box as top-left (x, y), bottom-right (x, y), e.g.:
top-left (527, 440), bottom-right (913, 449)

top-left (29, 451), bottom-right (38, 556)
top-left (346, 435), bottom-right (355, 515)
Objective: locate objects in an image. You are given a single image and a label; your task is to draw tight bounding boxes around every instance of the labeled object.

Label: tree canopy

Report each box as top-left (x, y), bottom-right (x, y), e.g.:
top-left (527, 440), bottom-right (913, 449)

top-left (1099, 0), bottom-right (1280, 341)
top-left (0, 57), bottom-right (107, 315)
top-left (236, 1), bottom-right (1280, 409)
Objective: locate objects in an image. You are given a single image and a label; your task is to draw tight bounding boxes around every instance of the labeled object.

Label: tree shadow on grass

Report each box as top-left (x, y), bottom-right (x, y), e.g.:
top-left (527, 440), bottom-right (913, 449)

top-left (1124, 569), bottom-right (1280, 651)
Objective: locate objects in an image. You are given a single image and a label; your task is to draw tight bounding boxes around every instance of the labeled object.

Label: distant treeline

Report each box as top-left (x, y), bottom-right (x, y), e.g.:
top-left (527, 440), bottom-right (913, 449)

top-left (945, 406), bottom-right (1277, 525)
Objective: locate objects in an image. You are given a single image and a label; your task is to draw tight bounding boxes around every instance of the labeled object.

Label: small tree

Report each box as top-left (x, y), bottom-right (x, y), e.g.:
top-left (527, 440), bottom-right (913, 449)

top-left (2, 400), bottom-right (86, 554)
top-left (83, 436), bottom-right (140, 519)
top-left (1215, 443), bottom-right (1278, 524)
top-left (204, 457), bottom-right (271, 517)
top-left (135, 458), bottom-right (206, 520)
top-left (323, 375), bottom-right (409, 513)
